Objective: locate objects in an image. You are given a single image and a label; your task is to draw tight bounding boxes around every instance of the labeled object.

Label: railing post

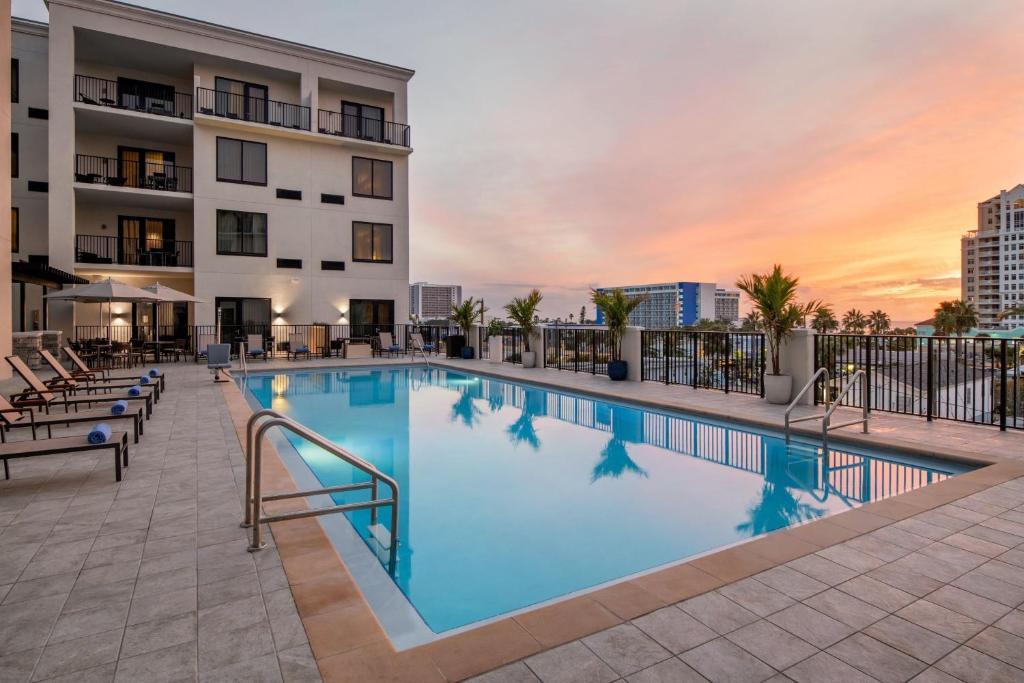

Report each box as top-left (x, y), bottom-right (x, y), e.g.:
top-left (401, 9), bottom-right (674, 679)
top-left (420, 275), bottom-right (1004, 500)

top-left (926, 336), bottom-right (934, 422)
top-left (691, 332), bottom-right (698, 389)
top-left (759, 333), bottom-right (766, 398)
top-left (865, 335), bottom-right (872, 412)
top-left (1000, 339), bottom-right (1008, 431)
top-left (724, 333), bottom-right (731, 394)
top-left (664, 332), bottom-right (670, 385)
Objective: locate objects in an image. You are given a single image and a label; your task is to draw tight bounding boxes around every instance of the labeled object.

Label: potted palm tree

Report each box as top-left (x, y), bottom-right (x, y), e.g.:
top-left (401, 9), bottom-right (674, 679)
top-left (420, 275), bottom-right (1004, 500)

top-left (591, 288), bottom-right (646, 381)
top-left (504, 289), bottom-right (543, 367)
top-left (736, 265), bottom-right (821, 404)
top-left (450, 297), bottom-right (484, 359)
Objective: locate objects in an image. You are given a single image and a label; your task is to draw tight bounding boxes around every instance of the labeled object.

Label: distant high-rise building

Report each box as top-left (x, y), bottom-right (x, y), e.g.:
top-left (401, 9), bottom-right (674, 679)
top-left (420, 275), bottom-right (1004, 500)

top-left (714, 288), bottom-right (740, 324)
top-left (594, 282), bottom-right (717, 328)
top-left (961, 185), bottom-right (1024, 329)
top-left (410, 282), bottom-right (462, 320)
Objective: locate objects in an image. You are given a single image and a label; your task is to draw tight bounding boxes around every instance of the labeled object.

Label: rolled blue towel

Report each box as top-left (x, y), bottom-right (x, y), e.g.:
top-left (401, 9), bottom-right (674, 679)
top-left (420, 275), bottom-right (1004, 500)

top-left (110, 400), bottom-right (128, 416)
top-left (389, 345), bottom-right (401, 352)
top-left (297, 346), bottom-right (309, 353)
top-left (128, 385), bottom-right (142, 397)
top-left (148, 368), bottom-right (160, 378)
top-left (88, 423), bottom-right (112, 444)
top-left (138, 375), bottom-right (151, 385)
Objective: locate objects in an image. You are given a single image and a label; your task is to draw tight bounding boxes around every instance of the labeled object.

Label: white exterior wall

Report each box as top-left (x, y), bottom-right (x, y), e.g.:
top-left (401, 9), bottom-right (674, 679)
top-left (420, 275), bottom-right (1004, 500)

top-left (32, 0), bottom-right (413, 336)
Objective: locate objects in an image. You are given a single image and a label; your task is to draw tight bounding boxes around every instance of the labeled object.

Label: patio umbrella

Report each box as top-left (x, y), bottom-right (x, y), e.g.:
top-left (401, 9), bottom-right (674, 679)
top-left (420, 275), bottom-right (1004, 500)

top-left (142, 282), bottom-right (207, 343)
top-left (45, 277), bottom-right (161, 336)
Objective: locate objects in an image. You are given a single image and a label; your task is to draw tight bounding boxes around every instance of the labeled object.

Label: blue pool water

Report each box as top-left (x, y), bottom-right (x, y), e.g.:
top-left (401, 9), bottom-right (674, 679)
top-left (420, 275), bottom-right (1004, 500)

top-left (243, 366), bottom-right (969, 638)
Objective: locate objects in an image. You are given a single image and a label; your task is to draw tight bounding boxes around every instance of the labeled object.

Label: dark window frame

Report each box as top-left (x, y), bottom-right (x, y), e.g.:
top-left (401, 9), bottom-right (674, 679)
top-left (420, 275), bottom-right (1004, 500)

top-left (11, 207), bottom-right (18, 253)
top-left (11, 59), bottom-right (17, 104)
top-left (11, 132), bottom-right (17, 178)
top-left (216, 136), bottom-right (268, 186)
top-left (352, 221), bottom-right (394, 264)
top-left (216, 209), bottom-right (268, 257)
top-left (351, 156), bottom-right (393, 200)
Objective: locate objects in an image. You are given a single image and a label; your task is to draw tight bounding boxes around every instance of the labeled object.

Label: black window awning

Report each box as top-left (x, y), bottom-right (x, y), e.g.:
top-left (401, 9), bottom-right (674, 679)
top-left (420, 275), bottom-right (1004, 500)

top-left (11, 260), bottom-right (89, 288)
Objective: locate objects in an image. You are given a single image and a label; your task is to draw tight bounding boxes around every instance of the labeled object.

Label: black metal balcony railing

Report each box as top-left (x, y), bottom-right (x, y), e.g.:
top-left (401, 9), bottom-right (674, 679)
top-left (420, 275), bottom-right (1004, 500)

top-left (195, 87), bottom-right (310, 131)
top-left (74, 74), bottom-right (193, 119)
top-left (317, 110), bottom-right (411, 147)
top-left (74, 154), bottom-right (193, 193)
top-left (75, 234), bottom-right (193, 268)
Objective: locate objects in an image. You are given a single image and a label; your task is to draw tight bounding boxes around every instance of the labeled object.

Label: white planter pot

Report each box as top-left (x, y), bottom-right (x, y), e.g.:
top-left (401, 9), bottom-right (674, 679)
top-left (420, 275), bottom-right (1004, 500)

top-left (489, 337), bottom-right (503, 363)
top-left (763, 374), bottom-right (793, 404)
top-left (521, 351), bottom-right (537, 368)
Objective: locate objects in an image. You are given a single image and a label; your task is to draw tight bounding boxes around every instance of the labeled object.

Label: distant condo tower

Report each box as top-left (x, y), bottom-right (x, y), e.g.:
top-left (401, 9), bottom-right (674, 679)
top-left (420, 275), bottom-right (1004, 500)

top-left (961, 185), bottom-right (1024, 329)
top-left (594, 282), bottom-right (733, 328)
top-left (409, 281), bottom-right (462, 321)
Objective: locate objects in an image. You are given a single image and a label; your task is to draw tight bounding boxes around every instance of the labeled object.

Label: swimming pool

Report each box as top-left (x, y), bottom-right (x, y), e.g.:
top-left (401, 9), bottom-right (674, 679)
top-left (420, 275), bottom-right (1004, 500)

top-left (243, 365), bottom-right (970, 646)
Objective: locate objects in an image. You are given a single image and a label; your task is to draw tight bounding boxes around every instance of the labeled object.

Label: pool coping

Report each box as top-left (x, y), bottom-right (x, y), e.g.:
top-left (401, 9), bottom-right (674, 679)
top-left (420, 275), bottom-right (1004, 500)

top-left (222, 361), bottom-right (1024, 682)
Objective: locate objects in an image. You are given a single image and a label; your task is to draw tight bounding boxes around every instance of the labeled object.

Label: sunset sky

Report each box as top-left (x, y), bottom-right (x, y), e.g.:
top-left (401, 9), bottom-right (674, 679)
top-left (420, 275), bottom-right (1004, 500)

top-left (17, 0), bottom-right (1024, 323)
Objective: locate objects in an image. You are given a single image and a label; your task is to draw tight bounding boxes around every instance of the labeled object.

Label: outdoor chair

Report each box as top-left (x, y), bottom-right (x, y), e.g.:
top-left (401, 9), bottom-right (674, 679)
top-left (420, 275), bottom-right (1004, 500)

top-left (39, 349), bottom-right (161, 403)
top-left (410, 332), bottom-right (436, 356)
top-left (63, 346), bottom-right (167, 392)
top-left (246, 334), bottom-right (268, 362)
top-left (195, 334), bottom-right (216, 362)
top-left (5, 355), bottom-right (155, 419)
top-left (0, 429), bottom-right (130, 481)
top-left (378, 332), bottom-right (403, 358)
top-left (207, 344), bottom-right (232, 382)
top-left (0, 394), bottom-right (143, 444)
top-left (287, 334), bottom-right (311, 361)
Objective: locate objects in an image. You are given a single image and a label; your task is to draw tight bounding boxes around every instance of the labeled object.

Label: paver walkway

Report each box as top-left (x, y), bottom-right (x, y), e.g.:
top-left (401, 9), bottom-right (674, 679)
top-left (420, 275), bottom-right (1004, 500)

top-left (0, 363), bottom-right (320, 682)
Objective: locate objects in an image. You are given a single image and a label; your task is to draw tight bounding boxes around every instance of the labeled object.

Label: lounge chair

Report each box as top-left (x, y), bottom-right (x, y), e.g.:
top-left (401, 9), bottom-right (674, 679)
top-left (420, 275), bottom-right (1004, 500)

top-left (207, 344), bottom-right (232, 382)
top-left (0, 429), bottom-right (129, 481)
top-left (287, 334), bottom-right (310, 361)
top-left (41, 349), bottom-right (161, 402)
top-left (410, 332), bottom-right (435, 356)
top-left (378, 332), bottom-right (403, 358)
top-left (245, 334), bottom-right (268, 362)
top-left (0, 394), bottom-right (143, 443)
top-left (63, 346), bottom-right (167, 392)
top-left (5, 356), bottom-right (155, 419)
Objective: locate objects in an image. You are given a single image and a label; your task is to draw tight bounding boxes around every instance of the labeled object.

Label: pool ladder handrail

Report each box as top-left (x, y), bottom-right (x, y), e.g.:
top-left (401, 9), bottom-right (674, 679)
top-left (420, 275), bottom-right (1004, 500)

top-left (784, 368), bottom-right (869, 451)
top-left (241, 409), bottom-right (400, 572)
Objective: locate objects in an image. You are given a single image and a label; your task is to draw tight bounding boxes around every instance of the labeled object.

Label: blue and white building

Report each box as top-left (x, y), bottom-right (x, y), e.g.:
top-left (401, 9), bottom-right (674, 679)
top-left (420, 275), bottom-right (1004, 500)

top-left (595, 281), bottom-right (719, 328)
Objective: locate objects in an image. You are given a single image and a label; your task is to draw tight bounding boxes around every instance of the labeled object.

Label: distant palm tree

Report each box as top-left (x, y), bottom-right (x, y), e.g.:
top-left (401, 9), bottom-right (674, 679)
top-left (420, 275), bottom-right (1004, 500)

top-left (868, 310), bottom-right (891, 335)
top-left (934, 300), bottom-right (978, 336)
top-left (811, 307), bottom-right (838, 334)
top-left (740, 310), bottom-right (762, 332)
top-left (998, 305), bottom-right (1024, 321)
top-left (841, 309), bottom-right (868, 334)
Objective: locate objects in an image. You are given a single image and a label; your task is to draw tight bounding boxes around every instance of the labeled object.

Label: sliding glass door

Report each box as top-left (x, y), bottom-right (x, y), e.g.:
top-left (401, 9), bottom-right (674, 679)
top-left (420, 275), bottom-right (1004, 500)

top-left (215, 77), bottom-right (268, 123)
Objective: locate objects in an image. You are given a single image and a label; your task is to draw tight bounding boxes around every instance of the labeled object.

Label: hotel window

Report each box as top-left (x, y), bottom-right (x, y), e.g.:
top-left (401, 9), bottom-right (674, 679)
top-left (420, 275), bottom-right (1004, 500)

top-left (216, 137), bottom-right (267, 185)
top-left (341, 101), bottom-right (384, 141)
top-left (1015, 211), bottom-right (1024, 229)
top-left (352, 222), bottom-right (393, 263)
top-left (11, 207), bottom-right (18, 253)
top-left (352, 157), bottom-right (392, 199)
top-left (10, 59), bottom-right (17, 103)
top-left (217, 209), bottom-right (267, 256)
top-left (11, 133), bottom-right (17, 178)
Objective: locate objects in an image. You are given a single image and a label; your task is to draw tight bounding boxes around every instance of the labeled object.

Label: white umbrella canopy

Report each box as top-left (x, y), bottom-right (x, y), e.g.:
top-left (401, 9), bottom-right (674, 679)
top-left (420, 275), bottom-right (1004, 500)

top-left (142, 282), bottom-right (206, 304)
top-left (44, 277), bottom-right (161, 303)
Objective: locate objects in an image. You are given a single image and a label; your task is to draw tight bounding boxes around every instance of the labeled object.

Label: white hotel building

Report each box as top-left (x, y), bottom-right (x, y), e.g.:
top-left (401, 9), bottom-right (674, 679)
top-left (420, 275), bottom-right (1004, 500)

top-left (11, 0), bottom-right (412, 340)
top-left (961, 184), bottom-right (1024, 330)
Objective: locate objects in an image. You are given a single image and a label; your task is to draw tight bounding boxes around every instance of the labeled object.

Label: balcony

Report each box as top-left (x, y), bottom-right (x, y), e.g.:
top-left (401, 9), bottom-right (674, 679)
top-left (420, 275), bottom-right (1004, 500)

top-left (317, 110), bottom-right (411, 147)
top-left (195, 87), bottom-right (310, 131)
top-left (75, 154), bottom-right (193, 194)
top-left (76, 234), bottom-right (193, 269)
top-left (74, 74), bottom-right (193, 120)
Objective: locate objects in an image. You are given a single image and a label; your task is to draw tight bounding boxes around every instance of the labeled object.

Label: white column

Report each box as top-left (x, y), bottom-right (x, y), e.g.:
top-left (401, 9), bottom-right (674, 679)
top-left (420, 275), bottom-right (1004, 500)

top-left (779, 328), bottom-right (815, 405)
top-left (47, 12), bottom-right (76, 339)
top-left (623, 326), bottom-right (643, 381)
top-left (531, 325), bottom-right (546, 367)
top-left (467, 325), bottom-right (481, 358)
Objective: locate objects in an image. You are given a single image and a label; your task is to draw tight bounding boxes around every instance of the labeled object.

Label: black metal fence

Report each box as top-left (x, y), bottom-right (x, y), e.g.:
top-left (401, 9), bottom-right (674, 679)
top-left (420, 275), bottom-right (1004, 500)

top-left (502, 328), bottom-right (524, 364)
top-left (317, 109), bottom-right (411, 147)
top-left (73, 74), bottom-right (193, 119)
top-left (641, 330), bottom-right (766, 396)
top-left (75, 234), bottom-right (193, 268)
top-left (543, 327), bottom-right (613, 375)
top-left (196, 87), bottom-right (311, 131)
top-left (75, 154), bottom-right (193, 193)
top-left (815, 334), bottom-right (1024, 431)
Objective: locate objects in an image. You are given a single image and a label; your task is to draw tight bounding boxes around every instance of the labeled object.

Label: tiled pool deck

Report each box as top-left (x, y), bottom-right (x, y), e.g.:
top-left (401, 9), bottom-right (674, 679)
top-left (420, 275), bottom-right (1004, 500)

top-left (2, 356), bottom-right (1024, 682)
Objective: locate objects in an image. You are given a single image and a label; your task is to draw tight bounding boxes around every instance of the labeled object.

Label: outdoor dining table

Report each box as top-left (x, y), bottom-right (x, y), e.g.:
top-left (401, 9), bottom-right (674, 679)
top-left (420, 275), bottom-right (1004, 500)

top-left (143, 340), bottom-right (175, 363)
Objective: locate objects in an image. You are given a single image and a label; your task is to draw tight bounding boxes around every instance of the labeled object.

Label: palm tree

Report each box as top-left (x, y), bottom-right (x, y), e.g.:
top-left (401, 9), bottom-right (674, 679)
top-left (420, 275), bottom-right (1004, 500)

top-left (998, 305), bottom-right (1024, 322)
top-left (590, 288), bottom-right (647, 360)
top-left (841, 309), bottom-right (868, 334)
top-left (736, 265), bottom-right (821, 376)
top-left (450, 388), bottom-right (483, 428)
top-left (868, 310), bottom-right (891, 335)
top-left (934, 300), bottom-right (978, 336)
top-left (591, 438), bottom-right (648, 482)
top-left (811, 306), bottom-right (838, 334)
top-left (736, 482), bottom-right (825, 537)
top-left (450, 297), bottom-right (484, 337)
top-left (504, 289), bottom-right (543, 353)
top-left (740, 310), bottom-right (762, 332)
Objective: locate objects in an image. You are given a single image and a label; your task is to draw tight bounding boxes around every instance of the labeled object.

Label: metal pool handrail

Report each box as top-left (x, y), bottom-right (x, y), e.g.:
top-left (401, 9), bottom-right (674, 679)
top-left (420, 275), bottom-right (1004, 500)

top-left (241, 409), bottom-right (400, 571)
top-left (820, 369), bottom-right (869, 452)
top-left (784, 367), bottom-right (830, 443)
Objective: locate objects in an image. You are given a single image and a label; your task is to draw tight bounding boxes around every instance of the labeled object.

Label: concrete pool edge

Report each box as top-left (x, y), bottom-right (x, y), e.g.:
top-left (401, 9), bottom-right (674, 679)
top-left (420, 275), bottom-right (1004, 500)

top-left (220, 364), bottom-right (1024, 682)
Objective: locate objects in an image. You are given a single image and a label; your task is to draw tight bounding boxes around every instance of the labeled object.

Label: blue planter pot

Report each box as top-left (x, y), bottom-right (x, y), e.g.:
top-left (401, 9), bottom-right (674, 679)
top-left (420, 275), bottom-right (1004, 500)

top-left (461, 346), bottom-right (475, 360)
top-left (608, 360), bottom-right (628, 381)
